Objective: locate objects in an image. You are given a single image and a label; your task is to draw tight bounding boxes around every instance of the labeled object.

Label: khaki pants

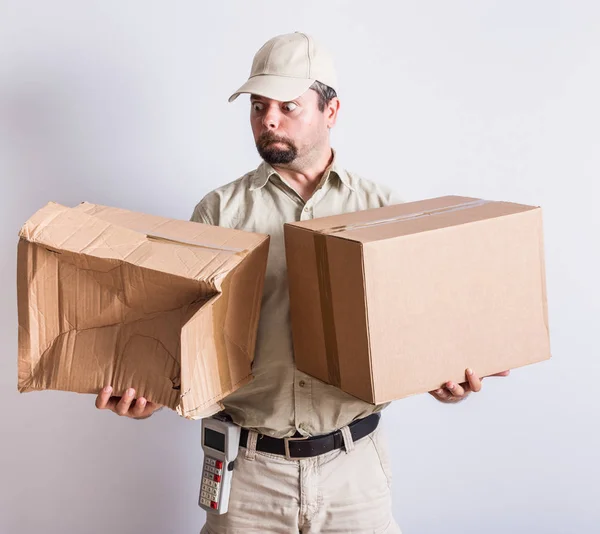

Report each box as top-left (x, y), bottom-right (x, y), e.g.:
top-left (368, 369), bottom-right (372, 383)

top-left (201, 425), bottom-right (402, 534)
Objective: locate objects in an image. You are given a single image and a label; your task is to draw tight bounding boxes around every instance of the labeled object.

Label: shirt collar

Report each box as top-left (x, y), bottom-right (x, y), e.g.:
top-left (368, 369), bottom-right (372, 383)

top-left (248, 149), bottom-right (355, 192)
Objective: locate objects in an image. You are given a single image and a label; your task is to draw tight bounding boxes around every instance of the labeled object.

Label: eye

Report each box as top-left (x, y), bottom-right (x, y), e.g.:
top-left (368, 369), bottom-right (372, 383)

top-left (251, 101), bottom-right (265, 112)
top-left (282, 102), bottom-right (298, 112)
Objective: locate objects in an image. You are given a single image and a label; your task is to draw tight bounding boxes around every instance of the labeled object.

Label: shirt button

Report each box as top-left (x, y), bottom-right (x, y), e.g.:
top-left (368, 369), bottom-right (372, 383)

top-left (303, 206), bottom-right (310, 212)
top-left (299, 380), bottom-right (306, 388)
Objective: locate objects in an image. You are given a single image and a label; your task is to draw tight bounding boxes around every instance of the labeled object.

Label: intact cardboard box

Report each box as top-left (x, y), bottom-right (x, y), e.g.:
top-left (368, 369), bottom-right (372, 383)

top-left (284, 196), bottom-right (551, 404)
top-left (17, 202), bottom-right (270, 419)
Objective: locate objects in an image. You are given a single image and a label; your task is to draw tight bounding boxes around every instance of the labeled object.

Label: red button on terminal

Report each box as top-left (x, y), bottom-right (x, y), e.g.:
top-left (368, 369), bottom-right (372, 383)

top-left (215, 460), bottom-right (223, 469)
top-left (210, 501), bottom-right (218, 509)
top-left (214, 474), bottom-right (221, 483)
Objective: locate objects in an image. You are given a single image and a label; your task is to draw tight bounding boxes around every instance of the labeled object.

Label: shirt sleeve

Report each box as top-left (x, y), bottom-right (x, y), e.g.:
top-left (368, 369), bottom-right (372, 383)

top-left (190, 192), bottom-right (219, 226)
top-left (378, 185), bottom-right (405, 207)
top-left (386, 189), bottom-right (405, 206)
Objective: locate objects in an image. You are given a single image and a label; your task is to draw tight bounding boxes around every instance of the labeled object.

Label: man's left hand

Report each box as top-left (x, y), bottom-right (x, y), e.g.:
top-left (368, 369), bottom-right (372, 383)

top-left (429, 368), bottom-right (511, 404)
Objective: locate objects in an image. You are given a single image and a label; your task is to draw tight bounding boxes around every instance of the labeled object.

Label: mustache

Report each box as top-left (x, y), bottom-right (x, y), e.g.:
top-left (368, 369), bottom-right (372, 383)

top-left (257, 132), bottom-right (294, 148)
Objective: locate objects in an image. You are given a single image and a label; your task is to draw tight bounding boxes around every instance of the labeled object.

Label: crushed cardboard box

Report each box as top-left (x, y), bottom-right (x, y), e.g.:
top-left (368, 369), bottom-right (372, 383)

top-left (17, 202), bottom-right (269, 419)
top-left (285, 195), bottom-right (551, 404)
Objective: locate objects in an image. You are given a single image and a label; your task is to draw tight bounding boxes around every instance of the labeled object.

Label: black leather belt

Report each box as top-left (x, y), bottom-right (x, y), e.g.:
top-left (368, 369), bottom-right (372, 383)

top-left (239, 413), bottom-right (380, 459)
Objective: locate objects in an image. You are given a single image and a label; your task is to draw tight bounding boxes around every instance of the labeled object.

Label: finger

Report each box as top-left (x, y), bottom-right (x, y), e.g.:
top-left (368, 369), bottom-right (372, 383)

top-left (430, 387), bottom-right (453, 402)
top-left (138, 401), bottom-right (163, 419)
top-left (446, 381), bottom-right (469, 398)
top-left (130, 397), bottom-right (148, 418)
top-left (105, 396), bottom-right (120, 411)
top-left (95, 386), bottom-right (113, 409)
top-left (116, 388), bottom-right (136, 416)
top-left (465, 368), bottom-right (482, 392)
top-left (145, 401), bottom-right (161, 413)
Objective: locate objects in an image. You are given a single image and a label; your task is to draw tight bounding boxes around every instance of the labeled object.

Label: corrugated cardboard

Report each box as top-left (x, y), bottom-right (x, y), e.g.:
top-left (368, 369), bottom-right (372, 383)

top-left (17, 202), bottom-right (270, 419)
top-left (284, 196), bottom-right (551, 404)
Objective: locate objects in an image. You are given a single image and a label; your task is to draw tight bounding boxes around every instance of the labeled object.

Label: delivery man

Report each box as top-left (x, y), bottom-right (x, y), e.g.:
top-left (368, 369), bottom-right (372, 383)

top-left (95, 32), bottom-right (509, 533)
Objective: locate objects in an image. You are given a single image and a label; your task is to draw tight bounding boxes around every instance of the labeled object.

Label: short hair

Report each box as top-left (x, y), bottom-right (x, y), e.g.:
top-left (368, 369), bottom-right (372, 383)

top-left (310, 80), bottom-right (337, 112)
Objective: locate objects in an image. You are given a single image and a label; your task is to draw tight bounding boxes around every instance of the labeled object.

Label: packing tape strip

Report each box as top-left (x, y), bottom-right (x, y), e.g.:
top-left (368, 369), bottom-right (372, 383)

top-left (313, 198), bottom-right (491, 389)
top-left (146, 233), bottom-right (246, 254)
top-left (318, 198), bottom-right (492, 235)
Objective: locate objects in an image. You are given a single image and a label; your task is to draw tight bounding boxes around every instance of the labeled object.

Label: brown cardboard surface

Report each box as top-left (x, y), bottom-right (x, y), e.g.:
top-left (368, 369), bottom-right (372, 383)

top-left (17, 202), bottom-right (269, 419)
top-left (285, 196), bottom-right (551, 404)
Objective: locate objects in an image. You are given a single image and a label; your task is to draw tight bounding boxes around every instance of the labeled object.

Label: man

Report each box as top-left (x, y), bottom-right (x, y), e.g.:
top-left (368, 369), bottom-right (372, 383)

top-left (95, 32), bottom-right (509, 533)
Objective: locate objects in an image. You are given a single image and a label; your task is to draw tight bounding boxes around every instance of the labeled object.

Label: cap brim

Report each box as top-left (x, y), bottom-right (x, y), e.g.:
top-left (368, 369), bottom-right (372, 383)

top-left (228, 75), bottom-right (314, 103)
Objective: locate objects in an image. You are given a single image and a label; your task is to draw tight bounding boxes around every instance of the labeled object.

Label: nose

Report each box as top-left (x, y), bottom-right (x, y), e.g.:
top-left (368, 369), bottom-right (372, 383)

top-left (262, 106), bottom-right (281, 130)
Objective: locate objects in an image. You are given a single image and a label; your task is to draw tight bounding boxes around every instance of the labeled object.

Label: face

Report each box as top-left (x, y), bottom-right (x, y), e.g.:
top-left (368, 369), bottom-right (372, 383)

top-left (250, 89), bottom-right (339, 167)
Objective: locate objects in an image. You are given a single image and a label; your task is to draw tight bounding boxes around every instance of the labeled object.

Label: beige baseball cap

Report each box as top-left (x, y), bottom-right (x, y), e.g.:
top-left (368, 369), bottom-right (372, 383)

top-left (228, 32), bottom-right (338, 103)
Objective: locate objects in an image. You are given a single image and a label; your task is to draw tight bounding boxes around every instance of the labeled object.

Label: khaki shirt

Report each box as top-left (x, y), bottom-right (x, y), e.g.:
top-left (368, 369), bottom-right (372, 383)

top-left (191, 153), bottom-right (401, 438)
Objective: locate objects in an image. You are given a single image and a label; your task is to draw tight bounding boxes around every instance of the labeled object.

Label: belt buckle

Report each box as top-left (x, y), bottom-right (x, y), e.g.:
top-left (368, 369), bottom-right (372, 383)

top-left (283, 435), bottom-right (309, 460)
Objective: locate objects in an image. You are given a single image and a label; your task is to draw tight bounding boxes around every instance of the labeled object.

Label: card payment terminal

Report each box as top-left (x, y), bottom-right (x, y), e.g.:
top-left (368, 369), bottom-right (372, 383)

top-left (199, 415), bottom-right (241, 515)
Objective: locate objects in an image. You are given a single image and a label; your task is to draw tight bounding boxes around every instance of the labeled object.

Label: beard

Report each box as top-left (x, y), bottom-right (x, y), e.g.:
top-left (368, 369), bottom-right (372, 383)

top-left (256, 131), bottom-right (298, 165)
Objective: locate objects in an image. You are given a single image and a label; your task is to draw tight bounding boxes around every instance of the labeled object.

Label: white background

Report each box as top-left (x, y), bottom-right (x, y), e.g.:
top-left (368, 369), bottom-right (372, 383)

top-left (1, 1), bottom-right (598, 533)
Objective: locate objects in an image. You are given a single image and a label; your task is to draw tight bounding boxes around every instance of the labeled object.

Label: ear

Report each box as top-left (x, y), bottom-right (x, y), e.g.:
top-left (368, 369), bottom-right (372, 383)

top-left (325, 97), bottom-right (340, 129)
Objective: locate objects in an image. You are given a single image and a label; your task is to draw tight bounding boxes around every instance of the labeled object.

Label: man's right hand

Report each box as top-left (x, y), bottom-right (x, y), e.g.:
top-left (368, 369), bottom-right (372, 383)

top-left (95, 386), bottom-right (163, 420)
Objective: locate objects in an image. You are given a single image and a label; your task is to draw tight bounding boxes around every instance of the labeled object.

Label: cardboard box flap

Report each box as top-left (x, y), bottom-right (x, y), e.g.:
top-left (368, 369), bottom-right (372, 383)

top-left (20, 202), bottom-right (260, 288)
top-left (177, 292), bottom-right (255, 419)
top-left (287, 196), bottom-right (540, 244)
